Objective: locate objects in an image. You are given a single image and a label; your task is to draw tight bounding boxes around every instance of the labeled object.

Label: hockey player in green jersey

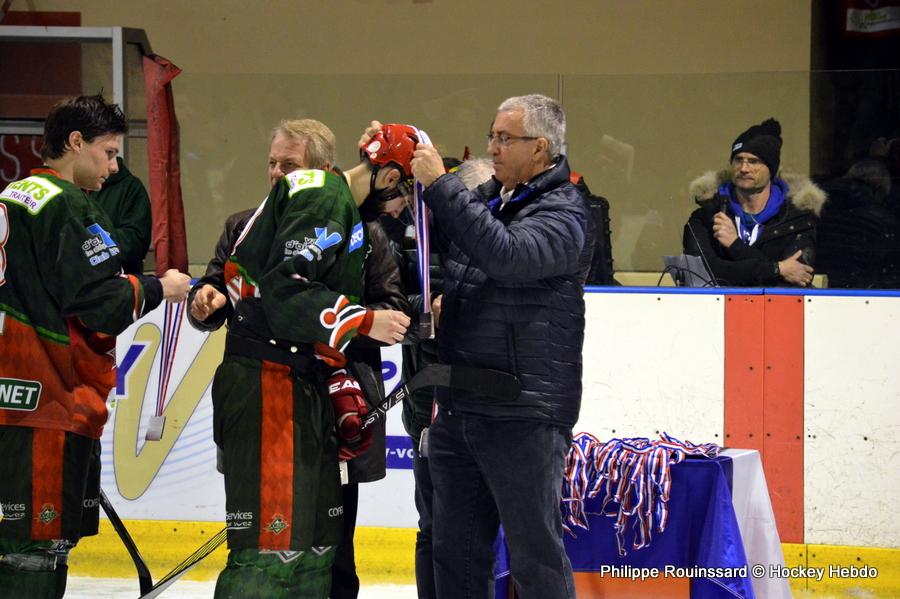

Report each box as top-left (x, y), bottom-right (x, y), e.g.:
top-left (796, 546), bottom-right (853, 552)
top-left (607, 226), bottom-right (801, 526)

top-left (189, 118), bottom-right (409, 599)
top-left (0, 94), bottom-right (190, 598)
top-left (189, 120), bottom-right (414, 599)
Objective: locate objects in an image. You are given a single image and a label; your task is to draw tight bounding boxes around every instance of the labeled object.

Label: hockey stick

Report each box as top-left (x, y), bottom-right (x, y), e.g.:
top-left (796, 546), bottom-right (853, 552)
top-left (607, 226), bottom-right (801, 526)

top-left (361, 363), bottom-right (520, 431)
top-left (128, 365), bottom-right (518, 596)
top-left (139, 527), bottom-right (228, 599)
top-left (98, 488), bottom-right (153, 595)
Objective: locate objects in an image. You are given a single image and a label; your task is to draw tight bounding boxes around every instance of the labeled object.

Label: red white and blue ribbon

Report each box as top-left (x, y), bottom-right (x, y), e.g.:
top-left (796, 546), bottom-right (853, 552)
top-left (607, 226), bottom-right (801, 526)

top-left (562, 432), bottom-right (720, 556)
top-left (411, 126), bottom-right (433, 339)
top-left (146, 300), bottom-right (185, 440)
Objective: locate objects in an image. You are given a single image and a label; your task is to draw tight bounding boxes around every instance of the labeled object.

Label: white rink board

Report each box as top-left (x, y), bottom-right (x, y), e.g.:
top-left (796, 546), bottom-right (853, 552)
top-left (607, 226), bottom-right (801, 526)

top-left (577, 292), bottom-right (725, 444)
top-left (99, 291), bottom-right (900, 545)
top-left (804, 295), bottom-right (900, 547)
top-left (359, 343), bottom-right (416, 528)
top-left (101, 306), bottom-right (412, 526)
top-left (102, 305), bottom-right (224, 521)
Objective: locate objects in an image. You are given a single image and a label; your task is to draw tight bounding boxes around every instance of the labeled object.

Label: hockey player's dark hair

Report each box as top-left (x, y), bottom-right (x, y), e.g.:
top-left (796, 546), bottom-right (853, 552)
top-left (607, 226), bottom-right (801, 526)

top-left (41, 93), bottom-right (128, 160)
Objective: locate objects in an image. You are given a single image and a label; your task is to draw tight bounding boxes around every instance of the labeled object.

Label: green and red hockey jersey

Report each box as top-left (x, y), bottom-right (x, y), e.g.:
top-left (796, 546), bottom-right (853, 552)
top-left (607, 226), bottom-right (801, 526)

top-left (0, 168), bottom-right (162, 438)
top-left (224, 169), bottom-right (372, 367)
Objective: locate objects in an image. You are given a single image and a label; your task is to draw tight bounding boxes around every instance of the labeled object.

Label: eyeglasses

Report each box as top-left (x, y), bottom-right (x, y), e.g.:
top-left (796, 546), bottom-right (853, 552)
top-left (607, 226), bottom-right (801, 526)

top-left (731, 156), bottom-right (765, 169)
top-left (486, 133), bottom-right (539, 147)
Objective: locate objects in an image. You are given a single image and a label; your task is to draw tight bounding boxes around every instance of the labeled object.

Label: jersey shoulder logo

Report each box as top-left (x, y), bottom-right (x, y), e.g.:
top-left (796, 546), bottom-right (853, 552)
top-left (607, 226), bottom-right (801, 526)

top-left (348, 222), bottom-right (364, 253)
top-left (0, 176), bottom-right (63, 215)
top-left (286, 227), bottom-right (343, 262)
top-left (82, 222), bottom-right (121, 266)
top-left (286, 169), bottom-right (326, 197)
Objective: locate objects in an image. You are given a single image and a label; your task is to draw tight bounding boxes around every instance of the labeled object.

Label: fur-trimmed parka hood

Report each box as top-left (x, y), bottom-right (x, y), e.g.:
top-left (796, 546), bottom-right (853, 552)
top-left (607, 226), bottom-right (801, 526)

top-left (688, 169), bottom-right (827, 216)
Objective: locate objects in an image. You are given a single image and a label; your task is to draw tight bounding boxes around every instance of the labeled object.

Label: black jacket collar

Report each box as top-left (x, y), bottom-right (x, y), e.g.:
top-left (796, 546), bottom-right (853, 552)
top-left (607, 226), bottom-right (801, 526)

top-left (481, 157), bottom-right (572, 212)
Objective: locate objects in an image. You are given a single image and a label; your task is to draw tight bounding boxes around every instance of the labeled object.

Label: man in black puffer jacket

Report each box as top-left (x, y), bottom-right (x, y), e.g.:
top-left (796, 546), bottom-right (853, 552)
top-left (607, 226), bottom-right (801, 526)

top-left (407, 94), bottom-right (591, 599)
top-left (683, 118), bottom-right (827, 287)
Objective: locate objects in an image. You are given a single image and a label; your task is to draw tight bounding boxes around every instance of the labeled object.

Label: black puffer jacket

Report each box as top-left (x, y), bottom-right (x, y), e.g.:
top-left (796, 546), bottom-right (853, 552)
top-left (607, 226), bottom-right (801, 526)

top-left (423, 158), bottom-right (591, 427)
top-left (683, 170), bottom-right (827, 287)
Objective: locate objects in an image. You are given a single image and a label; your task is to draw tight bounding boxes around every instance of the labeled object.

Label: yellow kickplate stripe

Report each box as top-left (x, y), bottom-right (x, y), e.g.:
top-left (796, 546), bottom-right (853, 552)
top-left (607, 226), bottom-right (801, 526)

top-left (67, 524), bottom-right (900, 595)
top-left (783, 543), bottom-right (899, 598)
top-left (68, 520), bottom-right (229, 581)
top-left (806, 544), bottom-right (899, 598)
top-left (353, 527), bottom-right (416, 584)
top-left (67, 522), bottom-right (416, 584)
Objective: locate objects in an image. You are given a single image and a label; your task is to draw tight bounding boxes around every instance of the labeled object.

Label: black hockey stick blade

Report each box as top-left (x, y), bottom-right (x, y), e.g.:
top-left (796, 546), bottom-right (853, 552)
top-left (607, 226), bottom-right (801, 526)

top-left (99, 488), bottom-right (153, 595)
top-left (360, 364), bottom-right (520, 431)
top-left (140, 527), bottom-right (228, 598)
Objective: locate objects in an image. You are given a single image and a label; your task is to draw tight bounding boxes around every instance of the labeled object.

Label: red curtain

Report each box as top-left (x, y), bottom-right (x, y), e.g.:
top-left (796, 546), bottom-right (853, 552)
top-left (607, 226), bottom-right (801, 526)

top-left (143, 54), bottom-right (188, 275)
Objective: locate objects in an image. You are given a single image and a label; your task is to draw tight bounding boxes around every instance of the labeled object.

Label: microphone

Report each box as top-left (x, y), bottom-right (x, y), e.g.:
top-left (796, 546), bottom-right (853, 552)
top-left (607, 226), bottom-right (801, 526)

top-left (686, 218), bottom-right (719, 287)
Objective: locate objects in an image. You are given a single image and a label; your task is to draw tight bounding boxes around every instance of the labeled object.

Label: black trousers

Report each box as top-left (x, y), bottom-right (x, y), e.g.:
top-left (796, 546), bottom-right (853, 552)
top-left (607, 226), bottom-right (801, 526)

top-left (413, 447), bottom-right (437, 599)
top-left (330, 482), bottom-right (360, 598)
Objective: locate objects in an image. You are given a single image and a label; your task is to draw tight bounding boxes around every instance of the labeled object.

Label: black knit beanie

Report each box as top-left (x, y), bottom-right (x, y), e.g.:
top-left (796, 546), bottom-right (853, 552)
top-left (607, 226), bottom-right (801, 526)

top-left (730, 118), bottom-right (782, 176)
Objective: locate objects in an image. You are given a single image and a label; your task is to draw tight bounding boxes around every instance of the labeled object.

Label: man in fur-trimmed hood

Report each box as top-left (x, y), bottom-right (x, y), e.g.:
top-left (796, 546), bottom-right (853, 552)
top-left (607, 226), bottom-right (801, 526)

top-left (683, 118), bottom-right (827, 287)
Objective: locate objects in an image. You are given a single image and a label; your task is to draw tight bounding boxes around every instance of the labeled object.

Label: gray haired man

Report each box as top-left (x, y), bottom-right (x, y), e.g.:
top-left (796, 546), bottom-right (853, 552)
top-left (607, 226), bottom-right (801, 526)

top-left (409, 94), bottom-right (591, 599)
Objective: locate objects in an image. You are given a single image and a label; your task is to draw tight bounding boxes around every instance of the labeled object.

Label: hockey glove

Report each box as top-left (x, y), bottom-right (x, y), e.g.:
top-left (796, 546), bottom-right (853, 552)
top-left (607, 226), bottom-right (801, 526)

top-left (327, 369), bottom-right (373, 461)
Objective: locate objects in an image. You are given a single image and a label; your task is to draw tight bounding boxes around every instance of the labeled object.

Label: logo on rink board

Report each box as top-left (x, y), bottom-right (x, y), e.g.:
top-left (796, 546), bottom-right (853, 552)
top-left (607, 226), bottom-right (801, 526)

top-left (0, 378), bottom-right (41, 411)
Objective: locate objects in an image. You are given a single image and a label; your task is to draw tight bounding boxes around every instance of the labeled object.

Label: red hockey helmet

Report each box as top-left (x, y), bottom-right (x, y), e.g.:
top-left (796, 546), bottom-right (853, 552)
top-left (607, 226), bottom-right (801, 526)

top-left (362, 124), bottom-right (419, 178)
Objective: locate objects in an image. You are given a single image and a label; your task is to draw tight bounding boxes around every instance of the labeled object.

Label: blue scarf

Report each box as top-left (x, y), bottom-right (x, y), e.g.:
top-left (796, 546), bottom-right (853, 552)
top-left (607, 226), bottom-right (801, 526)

top-left (718, 178), bottom-right (787, 244)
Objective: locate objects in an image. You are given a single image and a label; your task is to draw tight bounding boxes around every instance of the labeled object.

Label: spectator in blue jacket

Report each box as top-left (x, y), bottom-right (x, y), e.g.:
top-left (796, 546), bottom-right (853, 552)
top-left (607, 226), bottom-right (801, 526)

top-left (407, 94), bottom-right (591, 599)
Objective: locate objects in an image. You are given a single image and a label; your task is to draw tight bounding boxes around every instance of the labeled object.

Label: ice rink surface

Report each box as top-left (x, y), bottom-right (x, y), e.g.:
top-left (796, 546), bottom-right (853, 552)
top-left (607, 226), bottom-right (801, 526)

top-left (66, 577), bottom-right (417, 598)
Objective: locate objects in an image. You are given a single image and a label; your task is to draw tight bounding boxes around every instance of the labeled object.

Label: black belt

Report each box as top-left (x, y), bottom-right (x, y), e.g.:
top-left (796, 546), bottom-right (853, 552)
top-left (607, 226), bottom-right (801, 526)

top-left (224, 333), bottom-right (317, 375)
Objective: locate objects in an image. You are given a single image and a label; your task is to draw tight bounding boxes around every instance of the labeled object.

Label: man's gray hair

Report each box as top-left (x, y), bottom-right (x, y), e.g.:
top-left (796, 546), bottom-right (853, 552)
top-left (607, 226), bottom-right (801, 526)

top-left (497, 94), bottom-right (566, 161)
top-left (455, 158), bottom-right (495, 190)
top-left (272, 118), bottom-right (337, 170)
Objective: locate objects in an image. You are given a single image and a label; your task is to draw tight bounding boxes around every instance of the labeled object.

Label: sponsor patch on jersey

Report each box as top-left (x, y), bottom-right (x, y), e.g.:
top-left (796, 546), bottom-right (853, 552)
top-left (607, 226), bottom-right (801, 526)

top-left (265, 514), bottom-right (290, 535)
top-left (0, 176), bottom-right (63, 215)
top-left (37, 503), bottom-right (59, 524)
top-left (226, 510), bottom-right (254, 530)
top-left (0, 501), bottom-right (26, 522)
top-left (286, 169), bottom-right (326, 197)
top-left (348, 221), bottom-right (364, 253)
top-left (286, 227), bottom-right (343, 262)
top-left (82, 222), bottom-right (120, 266)
top-left (0, 378), bottom-right (41, 411)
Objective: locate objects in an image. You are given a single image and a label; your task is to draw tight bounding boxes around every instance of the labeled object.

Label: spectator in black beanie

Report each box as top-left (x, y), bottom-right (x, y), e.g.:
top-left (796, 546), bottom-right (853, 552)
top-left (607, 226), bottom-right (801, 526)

top-left (730, 118), bottom-right (783, 177)
top-left (682, 117), bottom-right (828, 286)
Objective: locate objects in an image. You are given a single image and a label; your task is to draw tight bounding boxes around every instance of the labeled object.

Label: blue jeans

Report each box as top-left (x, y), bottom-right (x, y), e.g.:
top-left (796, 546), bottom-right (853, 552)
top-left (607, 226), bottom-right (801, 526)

top-left (429, 410), bottom-right (575, 599)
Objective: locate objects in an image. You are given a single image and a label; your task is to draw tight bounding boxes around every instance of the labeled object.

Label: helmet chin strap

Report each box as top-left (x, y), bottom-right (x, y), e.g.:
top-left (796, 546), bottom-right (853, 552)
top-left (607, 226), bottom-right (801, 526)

top-left (368, 163), bottom-right (381, 198)
top-left (360, 164), bottom-right (402, 222)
